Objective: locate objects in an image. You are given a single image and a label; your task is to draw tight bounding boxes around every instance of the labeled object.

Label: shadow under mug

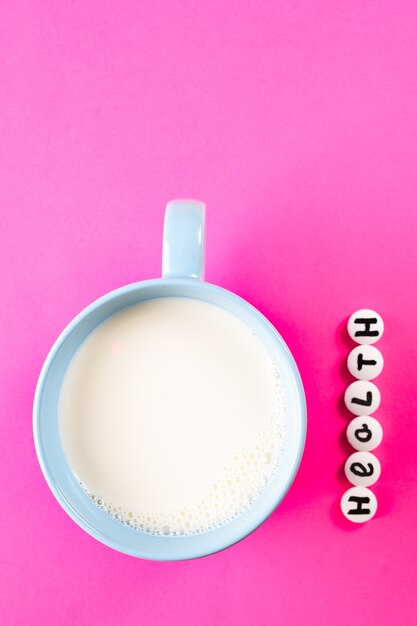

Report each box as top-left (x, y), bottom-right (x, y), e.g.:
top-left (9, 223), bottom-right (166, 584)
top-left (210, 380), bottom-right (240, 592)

top-left (33, 200), bottom-right (306, 561)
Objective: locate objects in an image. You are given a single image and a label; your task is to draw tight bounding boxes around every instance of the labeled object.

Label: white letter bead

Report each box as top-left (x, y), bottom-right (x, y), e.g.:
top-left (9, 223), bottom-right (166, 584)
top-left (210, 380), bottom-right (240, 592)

top-left (340, 487), bottom-right (377, 523)
top-left (346, 416), bottom-right (383, 451)
top-left (347, 345), bottom-right (384, 380)
top-left (344, 380), bottom-right (381, 416)
top-left (345, 451), bottom-right (381, 487)
top-left (347, 309), bottom-right (384, 344)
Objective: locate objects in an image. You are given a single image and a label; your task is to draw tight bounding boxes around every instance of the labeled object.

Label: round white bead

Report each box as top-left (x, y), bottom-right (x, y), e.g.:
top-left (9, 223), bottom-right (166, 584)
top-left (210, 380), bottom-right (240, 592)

top-left (346, 416), bottom-right (383, 451)
top-left (344, 380), bottom-right (381, 416)
top-left (347, 309), bottom-right (384, 344)
top-left (347, 345), bottom-right (384, 380)
top-left (345, 451), bottom-right (381, 487)
top-left (340, 486), bottom-right (377, 523)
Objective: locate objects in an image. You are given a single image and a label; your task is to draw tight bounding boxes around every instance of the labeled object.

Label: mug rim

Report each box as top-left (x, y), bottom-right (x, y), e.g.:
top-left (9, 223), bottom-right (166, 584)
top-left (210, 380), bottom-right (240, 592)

top-left (33, 277), bottom-right (306, 560)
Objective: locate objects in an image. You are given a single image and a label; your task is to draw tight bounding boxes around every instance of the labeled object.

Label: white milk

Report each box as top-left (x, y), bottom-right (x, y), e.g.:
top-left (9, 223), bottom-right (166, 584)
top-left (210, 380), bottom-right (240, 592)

top-left (59, 297), bottom-right (287, 535)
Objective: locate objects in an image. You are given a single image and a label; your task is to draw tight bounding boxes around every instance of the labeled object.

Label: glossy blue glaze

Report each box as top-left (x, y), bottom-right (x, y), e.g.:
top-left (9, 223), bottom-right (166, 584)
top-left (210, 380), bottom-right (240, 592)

top-left (33, 201), bottom-right (306, 561)
top-left (162, 199), bottom-right (205, 279)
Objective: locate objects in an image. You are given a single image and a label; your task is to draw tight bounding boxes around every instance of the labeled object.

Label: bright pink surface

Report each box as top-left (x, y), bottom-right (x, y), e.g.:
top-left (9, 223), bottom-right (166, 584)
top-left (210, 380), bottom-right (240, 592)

top-left (1, 1), bottom-right (417, 624)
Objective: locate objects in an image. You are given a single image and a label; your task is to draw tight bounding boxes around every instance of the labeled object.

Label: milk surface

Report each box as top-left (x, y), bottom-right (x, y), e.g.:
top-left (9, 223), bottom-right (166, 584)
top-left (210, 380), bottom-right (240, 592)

top-left (59, 297), bottom-right (287, 535)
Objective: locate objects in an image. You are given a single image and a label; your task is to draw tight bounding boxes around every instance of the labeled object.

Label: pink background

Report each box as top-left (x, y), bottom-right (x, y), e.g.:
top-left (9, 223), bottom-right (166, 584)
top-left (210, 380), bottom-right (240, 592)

top-left (1, 1), bottom-right (417, 624)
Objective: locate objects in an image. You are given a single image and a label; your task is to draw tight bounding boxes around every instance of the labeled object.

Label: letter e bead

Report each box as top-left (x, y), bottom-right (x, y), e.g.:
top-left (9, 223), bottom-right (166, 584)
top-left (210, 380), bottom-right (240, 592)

top-left (344, 451), bottom-right (381, 487)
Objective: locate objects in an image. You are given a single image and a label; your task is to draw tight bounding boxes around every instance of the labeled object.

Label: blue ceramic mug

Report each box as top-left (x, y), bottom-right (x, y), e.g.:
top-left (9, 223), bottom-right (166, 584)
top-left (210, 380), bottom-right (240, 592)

top-left (33, 200), bottom-right (306, 560)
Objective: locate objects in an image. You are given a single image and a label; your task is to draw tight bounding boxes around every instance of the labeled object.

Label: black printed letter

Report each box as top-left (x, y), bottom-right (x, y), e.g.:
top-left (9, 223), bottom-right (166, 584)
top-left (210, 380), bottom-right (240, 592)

top-left (357, 353), bottom-right (377, 371)
top-left (351, 392), bottom-right (372, 407)
top-left (347, 496), bottom-right (371, 516)
top-left (353, 317), bottom-right (379, 338)
top-left (350, 462), bottom-right (374, 477)
top-left (354, 423), bottom-right (372, 443)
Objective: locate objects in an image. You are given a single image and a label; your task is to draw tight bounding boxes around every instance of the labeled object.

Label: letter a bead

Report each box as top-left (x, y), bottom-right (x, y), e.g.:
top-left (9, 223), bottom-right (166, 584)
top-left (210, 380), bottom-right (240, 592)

top-left (346, 416), bottom-right (383, 452)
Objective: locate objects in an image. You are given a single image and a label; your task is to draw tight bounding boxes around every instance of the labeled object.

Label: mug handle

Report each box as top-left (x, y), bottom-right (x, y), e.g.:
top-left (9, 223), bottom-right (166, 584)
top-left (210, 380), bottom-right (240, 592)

top-left (162, 199), bottom-right (206, 280)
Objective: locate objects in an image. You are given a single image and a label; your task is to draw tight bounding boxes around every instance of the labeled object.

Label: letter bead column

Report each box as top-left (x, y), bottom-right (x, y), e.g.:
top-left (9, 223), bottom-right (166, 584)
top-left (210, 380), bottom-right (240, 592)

top-left (341, 310), bottom-right (384, 523)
